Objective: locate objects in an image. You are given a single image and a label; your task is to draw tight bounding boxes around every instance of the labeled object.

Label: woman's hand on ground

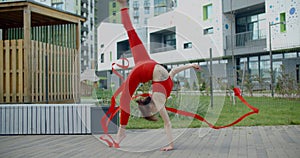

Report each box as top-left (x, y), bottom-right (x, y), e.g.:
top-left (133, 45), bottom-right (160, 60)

top-left (161, 145), bottom-right (174, 151)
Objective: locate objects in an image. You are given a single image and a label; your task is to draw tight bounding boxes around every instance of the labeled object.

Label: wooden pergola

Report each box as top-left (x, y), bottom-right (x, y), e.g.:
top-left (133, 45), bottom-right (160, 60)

top-left (0, 1), bottom-right (85, 103)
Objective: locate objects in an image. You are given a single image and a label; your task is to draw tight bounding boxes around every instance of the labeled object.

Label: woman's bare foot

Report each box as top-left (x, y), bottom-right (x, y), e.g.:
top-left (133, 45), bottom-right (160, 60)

top-left (161, 145), bottom-right (174, 151)
top-left (115, 125), bottom-right (126, 148)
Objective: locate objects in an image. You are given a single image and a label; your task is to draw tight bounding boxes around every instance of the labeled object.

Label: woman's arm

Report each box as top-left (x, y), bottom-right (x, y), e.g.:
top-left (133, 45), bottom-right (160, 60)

top-left (169, 63), bottom-right (201, 78)
top-left (152, 92), bottom-right (174, 151)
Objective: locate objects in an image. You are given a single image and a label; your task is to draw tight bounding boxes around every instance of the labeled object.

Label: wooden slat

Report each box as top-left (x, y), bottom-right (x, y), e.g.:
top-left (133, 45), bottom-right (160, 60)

top-left (71, 50), bottom-right (75, 101)
top-left (30, 41), bottom-right (34, 102)
top-left (63, 47), bottom-right (66, 100)
top-left (49, 44), bottom-right (53, 101)
top-left (59, 46), bottom-right (64, 100)
top-left (53, 45), bottom-right (57, 101)
top-left (42, 42), bottom-right (46, 102)
top-left (45, 43), bottom-right (50, 101)
top-left (34, 41), bottom-right (38, 102)
top-left (39, 41), bottom-right (43, 101)
top-left (76, 23), bottom-right (80, 103)
top-left (0, 41), bottom-right (4, 103)
top-left (5, 40), bottom-right (10, 103)
top-left (66, 47), bottom-right (69, 100)
top-left (17, 39), bottom-right (23, 102)
top-left (11, 40), bottom-right (17, 102)
top-left (57, 46), bottom-right (61, 100)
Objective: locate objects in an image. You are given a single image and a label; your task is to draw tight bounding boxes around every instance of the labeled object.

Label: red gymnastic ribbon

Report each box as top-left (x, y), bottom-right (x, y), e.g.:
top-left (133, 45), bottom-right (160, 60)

top-left (100, 60), bottom-right (259, 147)
top-left (100, 58), bottom-right (129, 148)
top-left (134, 88), bottom-right (259, 129)
top-left (165, 87), bottom-right (259, 129)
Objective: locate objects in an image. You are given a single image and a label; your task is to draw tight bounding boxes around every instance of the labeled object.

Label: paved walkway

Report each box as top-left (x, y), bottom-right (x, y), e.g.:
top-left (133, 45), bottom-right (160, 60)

top-left (0, 126), bottom-right (299, 158)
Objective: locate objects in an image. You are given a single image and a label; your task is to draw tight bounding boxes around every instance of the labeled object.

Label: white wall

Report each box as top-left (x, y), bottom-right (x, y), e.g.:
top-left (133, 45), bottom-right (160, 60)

top-left (266, 0), bottom-right (300, 50)
top-left (97, 22), bottom-right (132, 71)
top-left (148, 0), bottom-right (225, 62)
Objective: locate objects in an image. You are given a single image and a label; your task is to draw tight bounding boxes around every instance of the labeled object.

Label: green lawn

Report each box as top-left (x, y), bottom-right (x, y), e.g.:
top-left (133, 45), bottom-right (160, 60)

top-left (126, 95), bottom-right (300, 129)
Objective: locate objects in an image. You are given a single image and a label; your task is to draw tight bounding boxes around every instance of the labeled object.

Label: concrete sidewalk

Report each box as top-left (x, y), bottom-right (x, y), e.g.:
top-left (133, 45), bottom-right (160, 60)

top-left (0, 125), bottom-right (299, 158)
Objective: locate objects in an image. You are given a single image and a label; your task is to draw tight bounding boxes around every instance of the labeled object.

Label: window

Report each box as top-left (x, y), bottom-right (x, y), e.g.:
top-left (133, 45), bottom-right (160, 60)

top-left (284, 52), bottom-right (297, 58)
top-left (133, 17), bottom-right (139, 24)
top-left (280, 12), bottom-right (286, 32)
top-left (113, 11), bottom-right (116, 16)
top-left (100, 54), bottom-right (104, 63)
top-left (154, 6), bottom-right (167, 16)
top-left (134, 10), bottom-right (139, 17)
top-left (236, 13), bottom-right (266, 35)
top-left (112, 2), bottom-right (116, 8)
top-left (203, 4), bottom-right (212, 20)
top-left (144, 7), bottom-right (150, 14)
top-left (184, 42), bottom-right (192, 49)
top-left (272, 53), bottom-right (283, 59)
top-left (260, 55), bottom-right (270, 78)
top-left (52, 3), bottom-right (63, 10)
top-left (133, 1), bottom-right (139, 8)
top-left (110, 51), bottom-right (112, 62)
top-left (204, 27), bottom-right (214, 35)
top-left (273, 61), bottom-right (282, 82)
top-left (144, 0), bottom-right (150, 7)
top-left (249, 56), bottom-right (259, 76)
top-left (164, 34), bottom-right (176, 47)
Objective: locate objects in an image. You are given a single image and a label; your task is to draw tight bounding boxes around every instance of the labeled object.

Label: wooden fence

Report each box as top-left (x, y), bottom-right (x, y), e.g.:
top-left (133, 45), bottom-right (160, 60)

top-left (0, 39), bottom-right (80, 103)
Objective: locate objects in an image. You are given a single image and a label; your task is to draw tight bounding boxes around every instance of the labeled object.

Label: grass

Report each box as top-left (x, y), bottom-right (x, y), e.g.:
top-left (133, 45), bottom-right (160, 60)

top-left (126, 95), bottom-right (300, 129)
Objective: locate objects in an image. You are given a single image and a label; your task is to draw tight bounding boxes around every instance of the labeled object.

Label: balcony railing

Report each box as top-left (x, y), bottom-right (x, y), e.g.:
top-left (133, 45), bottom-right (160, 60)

top-left (151, 45), bottom-right (176, 54)
top-left (226, 29), bottom-right (266, 50)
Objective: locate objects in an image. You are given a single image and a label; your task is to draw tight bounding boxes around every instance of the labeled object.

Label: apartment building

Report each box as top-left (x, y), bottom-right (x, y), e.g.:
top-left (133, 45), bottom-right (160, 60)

top-left (0, 0), bottom-right (96, 72)
top-left (97, 0), bottom-right (299, 91)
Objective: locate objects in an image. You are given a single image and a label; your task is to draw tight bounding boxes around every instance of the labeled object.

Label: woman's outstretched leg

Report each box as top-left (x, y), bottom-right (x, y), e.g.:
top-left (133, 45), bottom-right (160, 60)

top-left (120, 3), bottom-right (151, 64)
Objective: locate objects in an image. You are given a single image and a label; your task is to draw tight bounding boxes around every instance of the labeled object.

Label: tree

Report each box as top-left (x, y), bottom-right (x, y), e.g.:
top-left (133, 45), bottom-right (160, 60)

top-left (276, 65), bottom-right (295, 98)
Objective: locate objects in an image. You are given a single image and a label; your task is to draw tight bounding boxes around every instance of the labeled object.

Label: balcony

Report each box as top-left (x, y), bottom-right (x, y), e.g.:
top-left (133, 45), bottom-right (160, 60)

top-left (150, 27), bottom-right (176, 54)
top-left (225, 29), bottom-right (267, 55)
top-left (117, 40), bottom-right (132, 59)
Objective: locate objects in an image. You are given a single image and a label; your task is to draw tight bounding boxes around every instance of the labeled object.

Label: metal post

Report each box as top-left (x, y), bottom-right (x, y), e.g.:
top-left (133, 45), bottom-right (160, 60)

top-left (268, 21), bottom-right (285, 98)
top-left (230, 0), bottom-right (236, 88)
top-left (210, 48), bottom-right (213, 108)
top-left (269, 22), bottom-right (274, 98)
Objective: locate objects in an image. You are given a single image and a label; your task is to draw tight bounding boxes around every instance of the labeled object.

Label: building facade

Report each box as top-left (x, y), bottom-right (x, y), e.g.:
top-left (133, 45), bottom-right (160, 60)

top-left (80, 0), bottom-right (96, 72)
top-left (97, 0), bottom-right (300, 92)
